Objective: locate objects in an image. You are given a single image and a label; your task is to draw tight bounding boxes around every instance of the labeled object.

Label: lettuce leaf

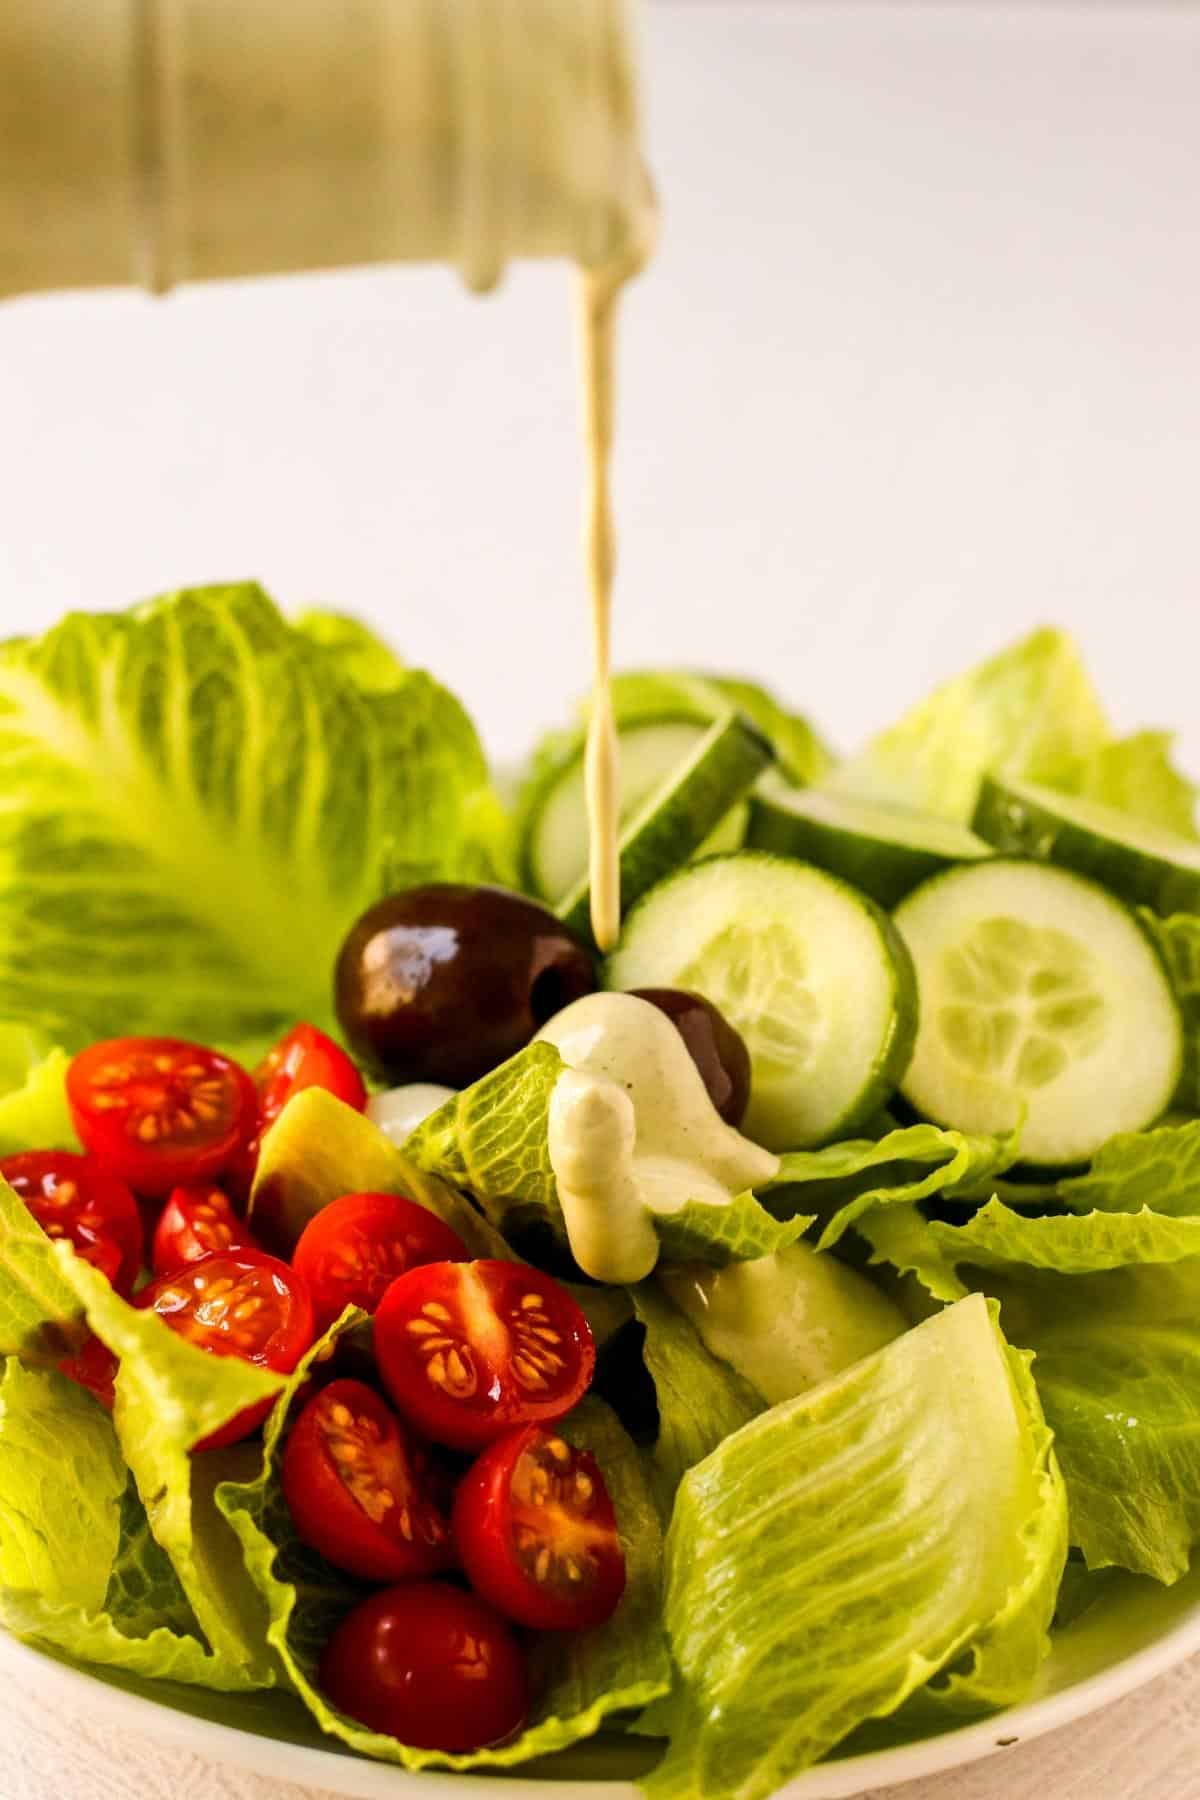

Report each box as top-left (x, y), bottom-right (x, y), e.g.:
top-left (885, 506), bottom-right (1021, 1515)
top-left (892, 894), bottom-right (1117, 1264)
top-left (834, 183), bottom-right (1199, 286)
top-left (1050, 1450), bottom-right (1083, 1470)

top-left (867, 1200), bottom-right (1200, 1583)
top-left (1042, 1121), bottom-right (1200, 1217)
top-left (0, 584), bottom-right (505, 1052)
top-left (0, 1360), bottom-right (261, 1687)
top-left (825, 628), bottom-right (1111, 821)
top-left (1055, 732), bottom-right (1198, 839)
top-left (0, 1028), bottom-right (78, 1156)
top-left (629, 1283), bottom-right (764, 1519)
top-left (405, 1043), bottom-right (813, 1269)
top-left (218, 1320), bottom-right (670, 1769)
top-left (766, 1121), bottom-right (1019, 1249)
top-left (0, 1174), bottom-right (87, 1365)
top-left (642, 1296), bottom-right (1065, 1799)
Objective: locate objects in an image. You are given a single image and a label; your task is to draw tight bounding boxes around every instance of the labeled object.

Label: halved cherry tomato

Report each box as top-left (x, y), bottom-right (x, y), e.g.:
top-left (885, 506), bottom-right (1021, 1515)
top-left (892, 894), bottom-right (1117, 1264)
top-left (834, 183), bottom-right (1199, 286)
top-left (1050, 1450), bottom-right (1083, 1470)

top-left (60, 1331), bottom-right (119, 1411)
top-left (374, 1260), bottom-right (595, 1453)
top-left (1, 1151), bottom-right (143, 1295)
top-left (281, 1378), bottom-right (453, 1582)
top-left (66, 1038), bottom-right (257, 1198)
top-left (453, 1424), bottom-right (626, 1631)
top-left (229, 1023), bottom-right (367, 1197)
top-left (152, 1184), bottom-right (259, 1276)
top-left (319, 1582), bottom-right (528, 1752)
top-left (292, 1193), bottom-right (469, 1334)
top-left (136, 1248), bottom-right (314, 1449)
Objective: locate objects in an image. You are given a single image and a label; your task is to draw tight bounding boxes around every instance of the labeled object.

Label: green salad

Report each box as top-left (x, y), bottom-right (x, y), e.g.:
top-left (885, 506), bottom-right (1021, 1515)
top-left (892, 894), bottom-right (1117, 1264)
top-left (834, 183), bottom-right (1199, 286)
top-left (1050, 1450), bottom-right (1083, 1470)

top-left (2, 584), bottom-right (1200, 1800)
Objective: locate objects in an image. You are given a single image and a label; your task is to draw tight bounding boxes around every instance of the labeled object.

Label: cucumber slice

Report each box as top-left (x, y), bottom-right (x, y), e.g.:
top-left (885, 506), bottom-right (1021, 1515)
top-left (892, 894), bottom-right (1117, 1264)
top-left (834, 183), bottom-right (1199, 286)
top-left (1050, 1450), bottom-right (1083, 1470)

top-left (974, 774), bottom-right (1200, 918)
top-left (605, 851), bottom-right (918, 1151)
top-left (747, 773), bottom-right (992, 907)
top-left (523, 718), bottom-right (711, 902)
top-left (556, 715), bottom-right (772, 947)
top-left (894, 858), bottom-right (1183, 1165)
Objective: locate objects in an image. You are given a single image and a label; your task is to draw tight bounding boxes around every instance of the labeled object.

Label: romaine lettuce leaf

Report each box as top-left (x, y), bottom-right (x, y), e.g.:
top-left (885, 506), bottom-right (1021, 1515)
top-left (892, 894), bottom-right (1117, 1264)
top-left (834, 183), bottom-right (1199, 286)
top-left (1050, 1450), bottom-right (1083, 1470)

top-left (0, 584), bottom-right (506, 1052)
top-left (1043, 1121), bottom-right (1200, 1217)
top-left (0, 1360), bottom-right (259, 1688)
top-left (218, 1320), bottom-right (670, 1769)
top-left (405, 1043), bottom-right (813, 1269)
top-left (629, 1283), bottom-right (763, 1518)
top-left (824, 628), bottom-right (1112, 821)
top-left (1140, 911), bottom-right (1200, 1113)
top-left (1055, 731), bottom-right (1198, 840)
top-left (867, 1200), bottom-right (1200, 1583)
top-left (0, 1047), bottom-right (78, 1156)
top-left (766, 1120), bottom-right (1019, 1249)
top-left (642, 1296), bottom-right (1065, 1799)
top-left (0, 1173), bottom-right (87, 1365)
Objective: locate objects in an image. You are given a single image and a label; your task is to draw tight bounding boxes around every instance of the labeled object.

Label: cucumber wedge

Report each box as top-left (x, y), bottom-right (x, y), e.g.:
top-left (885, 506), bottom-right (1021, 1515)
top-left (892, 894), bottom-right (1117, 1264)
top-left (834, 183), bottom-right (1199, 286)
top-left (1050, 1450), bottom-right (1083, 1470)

top-left (974, 773), bottom-right (1200, 918)
top-left (557, 714), bottom-right (772, 946)
top-left (748, 773), bottom-right (992, 907)
top-left (605, 851), bottom-right (918, 1151)
top-left (894, 858), bottom-right (1183, 1165)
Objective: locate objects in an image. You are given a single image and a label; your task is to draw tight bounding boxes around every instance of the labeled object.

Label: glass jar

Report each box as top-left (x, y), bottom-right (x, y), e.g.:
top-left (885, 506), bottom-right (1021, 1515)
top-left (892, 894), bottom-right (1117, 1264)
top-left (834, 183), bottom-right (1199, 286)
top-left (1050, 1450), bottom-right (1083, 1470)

top-left (0, 0), bottom-right (649, 299)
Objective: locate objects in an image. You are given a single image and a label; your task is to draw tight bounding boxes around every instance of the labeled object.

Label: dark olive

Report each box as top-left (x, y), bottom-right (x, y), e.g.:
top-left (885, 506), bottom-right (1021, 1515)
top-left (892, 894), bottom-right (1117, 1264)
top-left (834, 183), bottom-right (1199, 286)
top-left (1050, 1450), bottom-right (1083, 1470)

top-left (334, 884), bottom-right (597, 1087)
top-left (629, 987), bottom-right (752, 1127)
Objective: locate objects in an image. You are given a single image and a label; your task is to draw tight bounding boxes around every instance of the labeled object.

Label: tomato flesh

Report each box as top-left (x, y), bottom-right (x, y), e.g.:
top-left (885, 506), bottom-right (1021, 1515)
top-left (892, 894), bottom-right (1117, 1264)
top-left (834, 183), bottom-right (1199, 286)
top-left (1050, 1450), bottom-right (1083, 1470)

top-left (282, 1378), bottom-right (452, 1582)
top-left (230, 1023), bottom-right (367, 1196)
top-left (152, 1184), bottom-right (259, 1276)
top-left (319, 1582), bottom-right (528, 1752)
top-left (67, 1037), bottom-right (257, 1198)
top-left (292, 1192), bottom-right (469, 1334)
top-left (136, 1248), bottom-right (314, 1449)
top-left (374, 1260), bottom-right (595, 1452)
top-left (1, 1150), bottom-right (143, 1295)
top-left (453, 1424), bottom-right (626, 1631)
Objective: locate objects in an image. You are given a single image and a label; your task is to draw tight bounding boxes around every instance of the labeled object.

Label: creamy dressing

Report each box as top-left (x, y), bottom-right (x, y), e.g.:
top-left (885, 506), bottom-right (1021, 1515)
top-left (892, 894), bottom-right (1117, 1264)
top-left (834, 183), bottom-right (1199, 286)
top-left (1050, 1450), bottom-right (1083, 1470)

top-left (537, 993), bottom-right (779, 1282)
top-left (658, 1246), bottom-right (906, 1405)
top-left (366, 1082), bottom-right (456, 1145)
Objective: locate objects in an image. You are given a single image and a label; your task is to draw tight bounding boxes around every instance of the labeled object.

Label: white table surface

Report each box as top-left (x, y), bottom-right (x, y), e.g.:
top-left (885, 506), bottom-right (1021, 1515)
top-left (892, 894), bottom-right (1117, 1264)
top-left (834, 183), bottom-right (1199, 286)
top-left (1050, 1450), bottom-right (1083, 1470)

top-left (3, 2), bottom-right (1200, 1797)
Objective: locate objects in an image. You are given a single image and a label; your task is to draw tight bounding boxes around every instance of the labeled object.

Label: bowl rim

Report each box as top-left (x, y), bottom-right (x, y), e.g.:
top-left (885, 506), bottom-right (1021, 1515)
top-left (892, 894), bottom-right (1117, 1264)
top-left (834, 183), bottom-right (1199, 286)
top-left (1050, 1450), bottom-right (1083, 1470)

top-left (2, 1594), bottom-right (1199, 1800)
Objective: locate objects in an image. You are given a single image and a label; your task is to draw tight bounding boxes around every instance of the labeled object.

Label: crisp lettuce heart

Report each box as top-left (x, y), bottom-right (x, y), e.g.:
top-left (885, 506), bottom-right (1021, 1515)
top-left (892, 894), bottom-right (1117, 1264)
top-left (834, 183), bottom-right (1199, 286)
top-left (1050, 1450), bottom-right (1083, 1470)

top-left (865, 1200), bottom-right (1200, 1583)
top-left (0, 1360), bottom-right (259, 1688)
top-left (0, 584), bottom-right (507, 1052)
top-left (765, 1120), bottom-right (1019, 1249)
top-left (217, 1319), bottom-right (671, 1771)
top-left (641, 1296), bottom-right (1065, 1800)
top-left (404, 1043), bottom-right (813, 1269)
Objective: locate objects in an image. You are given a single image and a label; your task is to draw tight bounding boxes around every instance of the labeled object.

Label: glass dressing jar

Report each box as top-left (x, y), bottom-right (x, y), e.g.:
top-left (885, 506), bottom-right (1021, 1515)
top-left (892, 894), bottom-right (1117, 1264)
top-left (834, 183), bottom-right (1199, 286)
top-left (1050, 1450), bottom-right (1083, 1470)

top-left (0, 0), bottom-right (649, 299)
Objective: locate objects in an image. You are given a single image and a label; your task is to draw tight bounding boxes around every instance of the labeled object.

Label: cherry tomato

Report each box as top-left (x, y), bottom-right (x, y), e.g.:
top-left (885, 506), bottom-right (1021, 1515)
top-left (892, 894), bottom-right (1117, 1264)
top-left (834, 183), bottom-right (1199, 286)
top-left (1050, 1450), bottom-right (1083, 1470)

top-left (292, 1192), bottom-right (469, 1334)
top-left (374, 1260), bottom-right (595, 1452)
top-left (318, 1582), bottom-right (528, 1752)
top-left (453, 1424), bottom-right (626, 1631)
top-left (151, 1184), bottom-right (260, 1276)
top-left (229, 1023), bottom-right (367, 1197)
top-left (1, 1151), bottom-right (143, 1296)
top-left (59, 1331), bottom-right (119, 1411)
top-left (136, 1248), bottom-right (314, 1449)
top-left (281, 1378), bottom-right (453, 1582)
top-left (66, 1038), bottom-right (257, 1198)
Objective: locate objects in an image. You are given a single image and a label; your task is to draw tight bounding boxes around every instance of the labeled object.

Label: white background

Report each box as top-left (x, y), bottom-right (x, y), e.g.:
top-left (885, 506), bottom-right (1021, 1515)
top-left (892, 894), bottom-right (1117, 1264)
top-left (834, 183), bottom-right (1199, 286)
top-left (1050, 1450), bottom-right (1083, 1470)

top-left (2, 2), bottom-right (1199, 772)
top-left (3, 4), bottom-right (1200, 1799)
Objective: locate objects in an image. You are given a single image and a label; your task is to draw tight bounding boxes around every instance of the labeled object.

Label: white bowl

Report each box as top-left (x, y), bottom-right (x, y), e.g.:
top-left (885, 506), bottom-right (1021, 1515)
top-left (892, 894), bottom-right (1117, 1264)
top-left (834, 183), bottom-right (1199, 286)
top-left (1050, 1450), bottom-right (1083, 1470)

top-left (3, 1557), bottom-right (1199, 1799)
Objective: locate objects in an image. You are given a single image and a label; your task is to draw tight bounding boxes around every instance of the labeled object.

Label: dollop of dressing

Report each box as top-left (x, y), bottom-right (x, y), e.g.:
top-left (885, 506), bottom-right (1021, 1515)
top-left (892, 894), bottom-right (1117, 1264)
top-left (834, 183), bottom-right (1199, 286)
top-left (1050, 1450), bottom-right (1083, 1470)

top-left (537, 993), bottom-right (779, 1284)
top-left (366, 1082), bottom-right (457, 1145)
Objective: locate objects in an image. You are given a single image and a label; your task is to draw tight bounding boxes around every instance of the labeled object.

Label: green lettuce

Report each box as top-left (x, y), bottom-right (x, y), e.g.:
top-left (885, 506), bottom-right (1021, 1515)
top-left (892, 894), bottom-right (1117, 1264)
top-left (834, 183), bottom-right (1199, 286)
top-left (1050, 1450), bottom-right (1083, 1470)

top-left (825, 628), bottom-right (1112, 821)
top-left (866, 1200), bottom-right (1200, 1583)
top-left (405, 1043), bottom-right (813, 1268)
top-left (1055, 732), bottom-right (1198, 839)
top-left (629, 1283), bottom-right (763, 1518)
top-left (642, 1296), bottom-right (1066, 1799)
top-left (0, 1361), bottom-right (259, 1687)
top-left (217, 1320), bottom-right (670, 1770)
top-left (1141, 912), bottom-right (1200, 1113)
top-left (766, 1120), bottom-right (1019, 1249)
top-left (0, 584), bottom-right (506, 1053)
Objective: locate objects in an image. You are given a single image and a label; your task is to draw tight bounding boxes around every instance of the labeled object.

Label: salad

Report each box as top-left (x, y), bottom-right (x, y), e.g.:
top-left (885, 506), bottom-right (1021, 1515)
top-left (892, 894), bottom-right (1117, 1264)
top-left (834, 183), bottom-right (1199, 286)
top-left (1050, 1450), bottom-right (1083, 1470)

top-left (2, 585), bottom-right (1200, 1800)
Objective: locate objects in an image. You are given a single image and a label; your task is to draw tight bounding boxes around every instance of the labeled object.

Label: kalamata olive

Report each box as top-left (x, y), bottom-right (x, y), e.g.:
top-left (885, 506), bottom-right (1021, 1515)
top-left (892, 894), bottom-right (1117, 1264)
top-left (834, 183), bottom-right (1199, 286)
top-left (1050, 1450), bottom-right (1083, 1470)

top-left (335, 884), bottom-right (597, 1087)
top-left (628, 987), bottom-right (752, 1127)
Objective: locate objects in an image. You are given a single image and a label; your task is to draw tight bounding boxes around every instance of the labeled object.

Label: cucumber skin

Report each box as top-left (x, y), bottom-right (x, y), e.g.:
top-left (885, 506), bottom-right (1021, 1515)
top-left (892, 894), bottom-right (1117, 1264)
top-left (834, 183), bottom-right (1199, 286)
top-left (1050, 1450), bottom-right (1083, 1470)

top-left (605, 850), bottom-right (921, 1149)
top-left (973, 776), bottom-right (1200, 919)
top-left (747, 800), bottom-right (973, 909)
top-left (557, 717), bottom-right (774, 949)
